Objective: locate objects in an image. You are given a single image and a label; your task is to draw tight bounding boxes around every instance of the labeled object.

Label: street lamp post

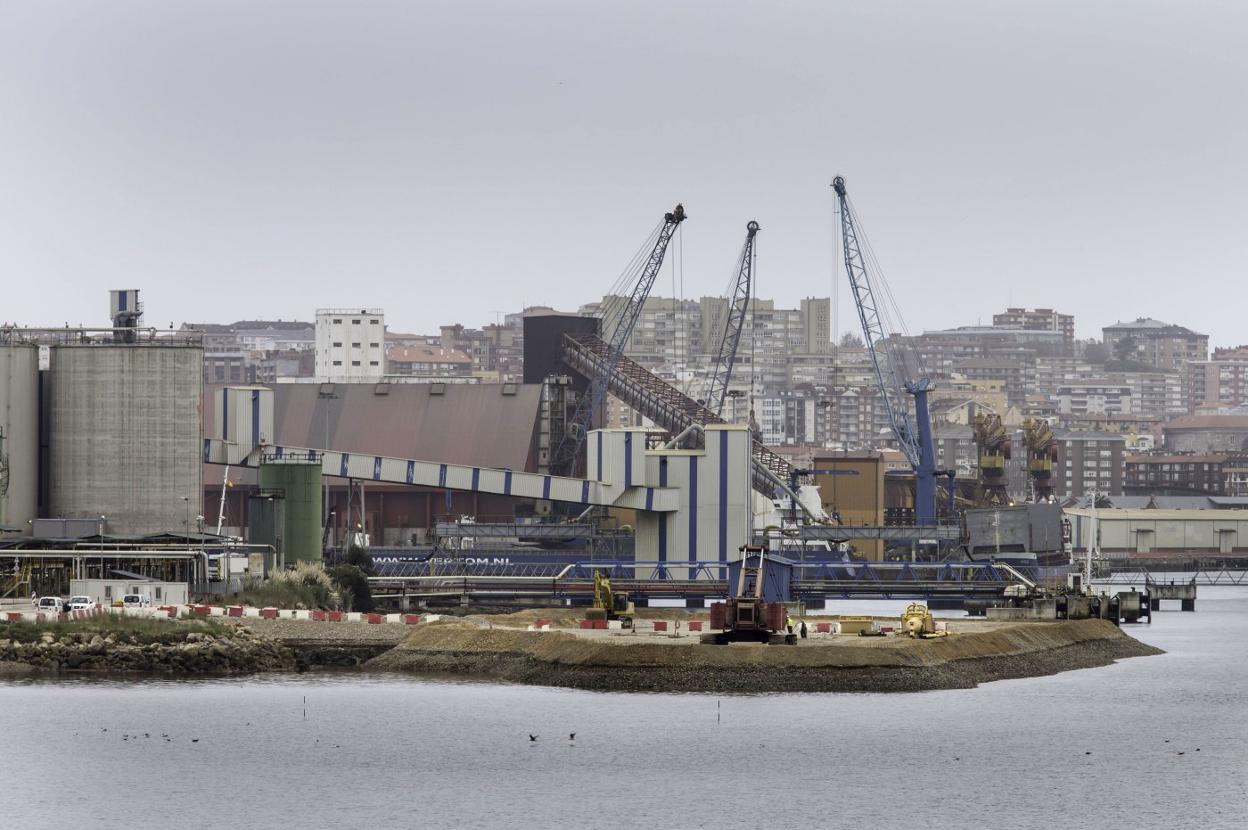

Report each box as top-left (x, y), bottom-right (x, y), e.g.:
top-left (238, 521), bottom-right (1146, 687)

top-left (318, 389), bottom-right (339, 548)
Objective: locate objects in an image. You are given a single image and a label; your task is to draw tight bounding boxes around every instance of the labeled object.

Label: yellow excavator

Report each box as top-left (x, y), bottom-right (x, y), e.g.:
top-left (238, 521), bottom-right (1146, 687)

top-left (586, 571), bottom-right (634, 629)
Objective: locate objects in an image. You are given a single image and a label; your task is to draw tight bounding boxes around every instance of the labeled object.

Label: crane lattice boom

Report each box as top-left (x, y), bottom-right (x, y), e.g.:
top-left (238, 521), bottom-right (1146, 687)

top-left (550, 204), bottom-right (686, 475)
top-left (832, 176), bottom-right (939, 525)
top-left (705, 221), bottom-right (759, 417)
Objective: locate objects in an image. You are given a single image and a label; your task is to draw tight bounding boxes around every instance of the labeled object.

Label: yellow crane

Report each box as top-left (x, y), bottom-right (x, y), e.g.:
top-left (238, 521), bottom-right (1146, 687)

top-left (1022, 418), bottom-right (1058, 502)
top-left (973, 412), bottom-right (1011, 507)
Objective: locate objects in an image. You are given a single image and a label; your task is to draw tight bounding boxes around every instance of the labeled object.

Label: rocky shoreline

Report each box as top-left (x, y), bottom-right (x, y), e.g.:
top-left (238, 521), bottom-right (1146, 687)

top-left (0, 624), bottom-right (294, 676)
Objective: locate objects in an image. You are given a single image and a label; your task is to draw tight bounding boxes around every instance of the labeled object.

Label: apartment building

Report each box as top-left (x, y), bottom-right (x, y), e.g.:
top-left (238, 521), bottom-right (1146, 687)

top-left (386, 345), bottom-right (474, 378)
top-left (1102, 318), bottom-right (1208, 371)
top-left (1053, 431), bottom-right (1126, 497)
top-left (1124, 453), bottom-right (1248, 496)
top-left (992, 307), bottom-right (1075, 354)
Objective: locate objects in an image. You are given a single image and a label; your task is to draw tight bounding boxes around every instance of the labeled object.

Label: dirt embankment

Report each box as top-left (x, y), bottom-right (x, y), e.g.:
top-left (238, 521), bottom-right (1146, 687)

top-left (365, 619), bottom-right (1162, 693)
top-left (237, 618), bottom-right (410, 667)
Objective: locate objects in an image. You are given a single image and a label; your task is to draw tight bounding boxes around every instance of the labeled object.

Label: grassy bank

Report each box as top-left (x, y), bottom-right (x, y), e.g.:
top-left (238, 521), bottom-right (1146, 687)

top-left (1, 615), bottom-right (229, 645)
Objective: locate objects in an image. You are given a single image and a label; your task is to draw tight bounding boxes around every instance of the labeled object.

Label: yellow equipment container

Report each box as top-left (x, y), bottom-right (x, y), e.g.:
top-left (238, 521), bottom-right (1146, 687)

top-left (836, 616), bottom-right (877, 636)
top-left (902, 603), bottom-right (938, 638)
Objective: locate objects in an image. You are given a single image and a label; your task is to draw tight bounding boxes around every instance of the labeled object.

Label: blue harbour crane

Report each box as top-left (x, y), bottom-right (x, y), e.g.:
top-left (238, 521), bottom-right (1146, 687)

top-left (831, 176), bottom-right (940, 526)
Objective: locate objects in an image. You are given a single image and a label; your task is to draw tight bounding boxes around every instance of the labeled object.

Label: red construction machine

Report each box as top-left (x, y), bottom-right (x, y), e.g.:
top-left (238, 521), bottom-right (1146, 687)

top-left (705, 545), bottom-right (796, 645)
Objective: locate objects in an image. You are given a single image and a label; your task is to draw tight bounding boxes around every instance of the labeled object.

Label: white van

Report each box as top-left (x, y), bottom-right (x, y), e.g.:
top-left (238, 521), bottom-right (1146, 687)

top-left (122, 594), bottom-right (152, 608)
top-left (36, 596), bottom-right (64, 615)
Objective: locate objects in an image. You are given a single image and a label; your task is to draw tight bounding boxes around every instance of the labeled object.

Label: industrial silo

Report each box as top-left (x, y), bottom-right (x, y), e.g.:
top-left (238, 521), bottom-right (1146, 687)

top-left (47, 340), bottom-right (203, 535)
top-left (0, 342), bottom-right (40, 531)
top-left (257, 457), bottom-right (323, 564)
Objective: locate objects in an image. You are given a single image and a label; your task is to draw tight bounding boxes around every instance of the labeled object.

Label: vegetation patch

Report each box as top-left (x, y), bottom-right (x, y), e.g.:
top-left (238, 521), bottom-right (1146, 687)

top-left (227, 559), bottom-right (373, 611)
top-left (0, 615), bottom-right (228, 645)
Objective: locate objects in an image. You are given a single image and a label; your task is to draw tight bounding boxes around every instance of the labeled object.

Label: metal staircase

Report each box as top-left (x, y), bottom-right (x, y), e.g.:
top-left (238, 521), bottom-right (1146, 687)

top-left (561, 332), bottom-right (792, 495)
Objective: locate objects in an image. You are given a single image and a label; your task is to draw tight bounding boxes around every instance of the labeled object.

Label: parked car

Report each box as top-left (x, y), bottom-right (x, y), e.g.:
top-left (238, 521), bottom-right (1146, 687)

top-left (122, 594), bottom-right (152, 608)
top-left (67, 596), bottom-right (97, 612)
top-left (35, 596), bottom-right (64, 615)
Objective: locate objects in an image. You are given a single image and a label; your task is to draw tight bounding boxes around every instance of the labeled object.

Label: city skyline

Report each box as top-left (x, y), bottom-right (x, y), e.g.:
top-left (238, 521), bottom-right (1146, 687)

top-left (1, 2), bottom-right (1244, 346)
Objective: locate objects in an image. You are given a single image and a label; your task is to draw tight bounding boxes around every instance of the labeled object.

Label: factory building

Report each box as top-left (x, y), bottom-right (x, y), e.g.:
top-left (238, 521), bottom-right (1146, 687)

top-left (47, 337), bottom-right (203, 535)
top-left (204, 381), bottom-right (543, 546)
top-left (0, 342), bottom-right (40, 530)
top-left (1067, 507), bottom-right (1248, 559)
top-left (314, 309), bottom-right (386, 381)
top-left (0, 291), bottom-right (205, 538)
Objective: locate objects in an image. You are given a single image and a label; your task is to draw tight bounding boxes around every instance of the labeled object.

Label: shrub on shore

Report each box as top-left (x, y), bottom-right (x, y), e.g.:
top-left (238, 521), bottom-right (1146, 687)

top-left (232, 562), bottom-right (342, 610)
top-left (345, 544), bottom-right (376, 576)
top-left (226, 560), bottom-right (375, 612)
top-left (327, 564), bottom-right (374, 612)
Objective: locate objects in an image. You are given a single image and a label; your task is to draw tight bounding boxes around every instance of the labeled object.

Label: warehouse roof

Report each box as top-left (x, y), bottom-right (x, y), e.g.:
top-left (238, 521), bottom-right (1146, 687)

top-left (386, 345), bottom-right (472, 364)
top-left (203, 382), bottom-right (541, 485)
top-left (1065, 507), bottom-right (1248, 520)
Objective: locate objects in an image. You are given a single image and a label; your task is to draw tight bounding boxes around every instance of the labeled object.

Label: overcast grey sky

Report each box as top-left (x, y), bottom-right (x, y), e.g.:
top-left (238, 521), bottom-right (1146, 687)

top-left (1, 1), bottom-right (1244, 345)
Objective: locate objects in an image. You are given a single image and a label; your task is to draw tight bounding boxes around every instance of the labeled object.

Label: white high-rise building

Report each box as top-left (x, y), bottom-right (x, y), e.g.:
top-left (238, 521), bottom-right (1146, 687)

top-left (315, 308), bottom-right (386, 381)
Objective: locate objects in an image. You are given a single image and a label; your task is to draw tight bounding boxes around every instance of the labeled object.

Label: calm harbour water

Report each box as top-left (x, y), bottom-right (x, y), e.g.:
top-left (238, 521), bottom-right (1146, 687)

top-left (2, 588), bottom-right (1247, 830)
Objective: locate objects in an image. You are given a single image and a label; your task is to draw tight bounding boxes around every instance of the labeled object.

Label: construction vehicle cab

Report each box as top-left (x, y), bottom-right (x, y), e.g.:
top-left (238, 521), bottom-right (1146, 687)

top-left (586, 571), bottom-right (634, 629)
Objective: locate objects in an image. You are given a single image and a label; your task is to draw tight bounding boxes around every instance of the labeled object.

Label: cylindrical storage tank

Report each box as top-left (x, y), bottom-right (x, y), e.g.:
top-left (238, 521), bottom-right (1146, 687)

top-left (258, 458), bottom-right (323, 564)
top-left (47, 343), bottom-right (203, 535)
top-left (0, 344), bottom-right (40, 530)
top-left (246, 492), bottom-right (284, 562)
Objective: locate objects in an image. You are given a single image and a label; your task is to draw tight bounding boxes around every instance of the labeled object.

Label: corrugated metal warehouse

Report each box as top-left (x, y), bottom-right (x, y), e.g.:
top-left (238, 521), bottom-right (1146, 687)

top-left (1066, 507), bottom-right (1248, 557)
top-left (203, 382), bottom-right (543, 544)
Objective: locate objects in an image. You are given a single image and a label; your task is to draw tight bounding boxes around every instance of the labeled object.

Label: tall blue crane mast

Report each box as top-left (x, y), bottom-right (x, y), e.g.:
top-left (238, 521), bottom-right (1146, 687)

top-left (550, 204), bottom-right (686, 475)
top-left (705, 220), bottom-right (759, 417)
top-left (831, 176), bottom-right (939, 526)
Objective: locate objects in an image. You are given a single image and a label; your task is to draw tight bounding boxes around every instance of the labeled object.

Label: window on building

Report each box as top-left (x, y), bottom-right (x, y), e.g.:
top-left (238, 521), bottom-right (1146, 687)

top-left (370, 319), bottom-right (379, 325)
top-left (332, 341), bottom-right (342, 348)
top-left (332, 318), bottom-right (342, 324)
top-left (352, 342), bottom-right (361, 348)
top-left (332, 360), bottom-right (342, 366)
top-left (351, 360), bottom-right (361, 367)
top-left (369, 360), bottom-right (379, 366)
